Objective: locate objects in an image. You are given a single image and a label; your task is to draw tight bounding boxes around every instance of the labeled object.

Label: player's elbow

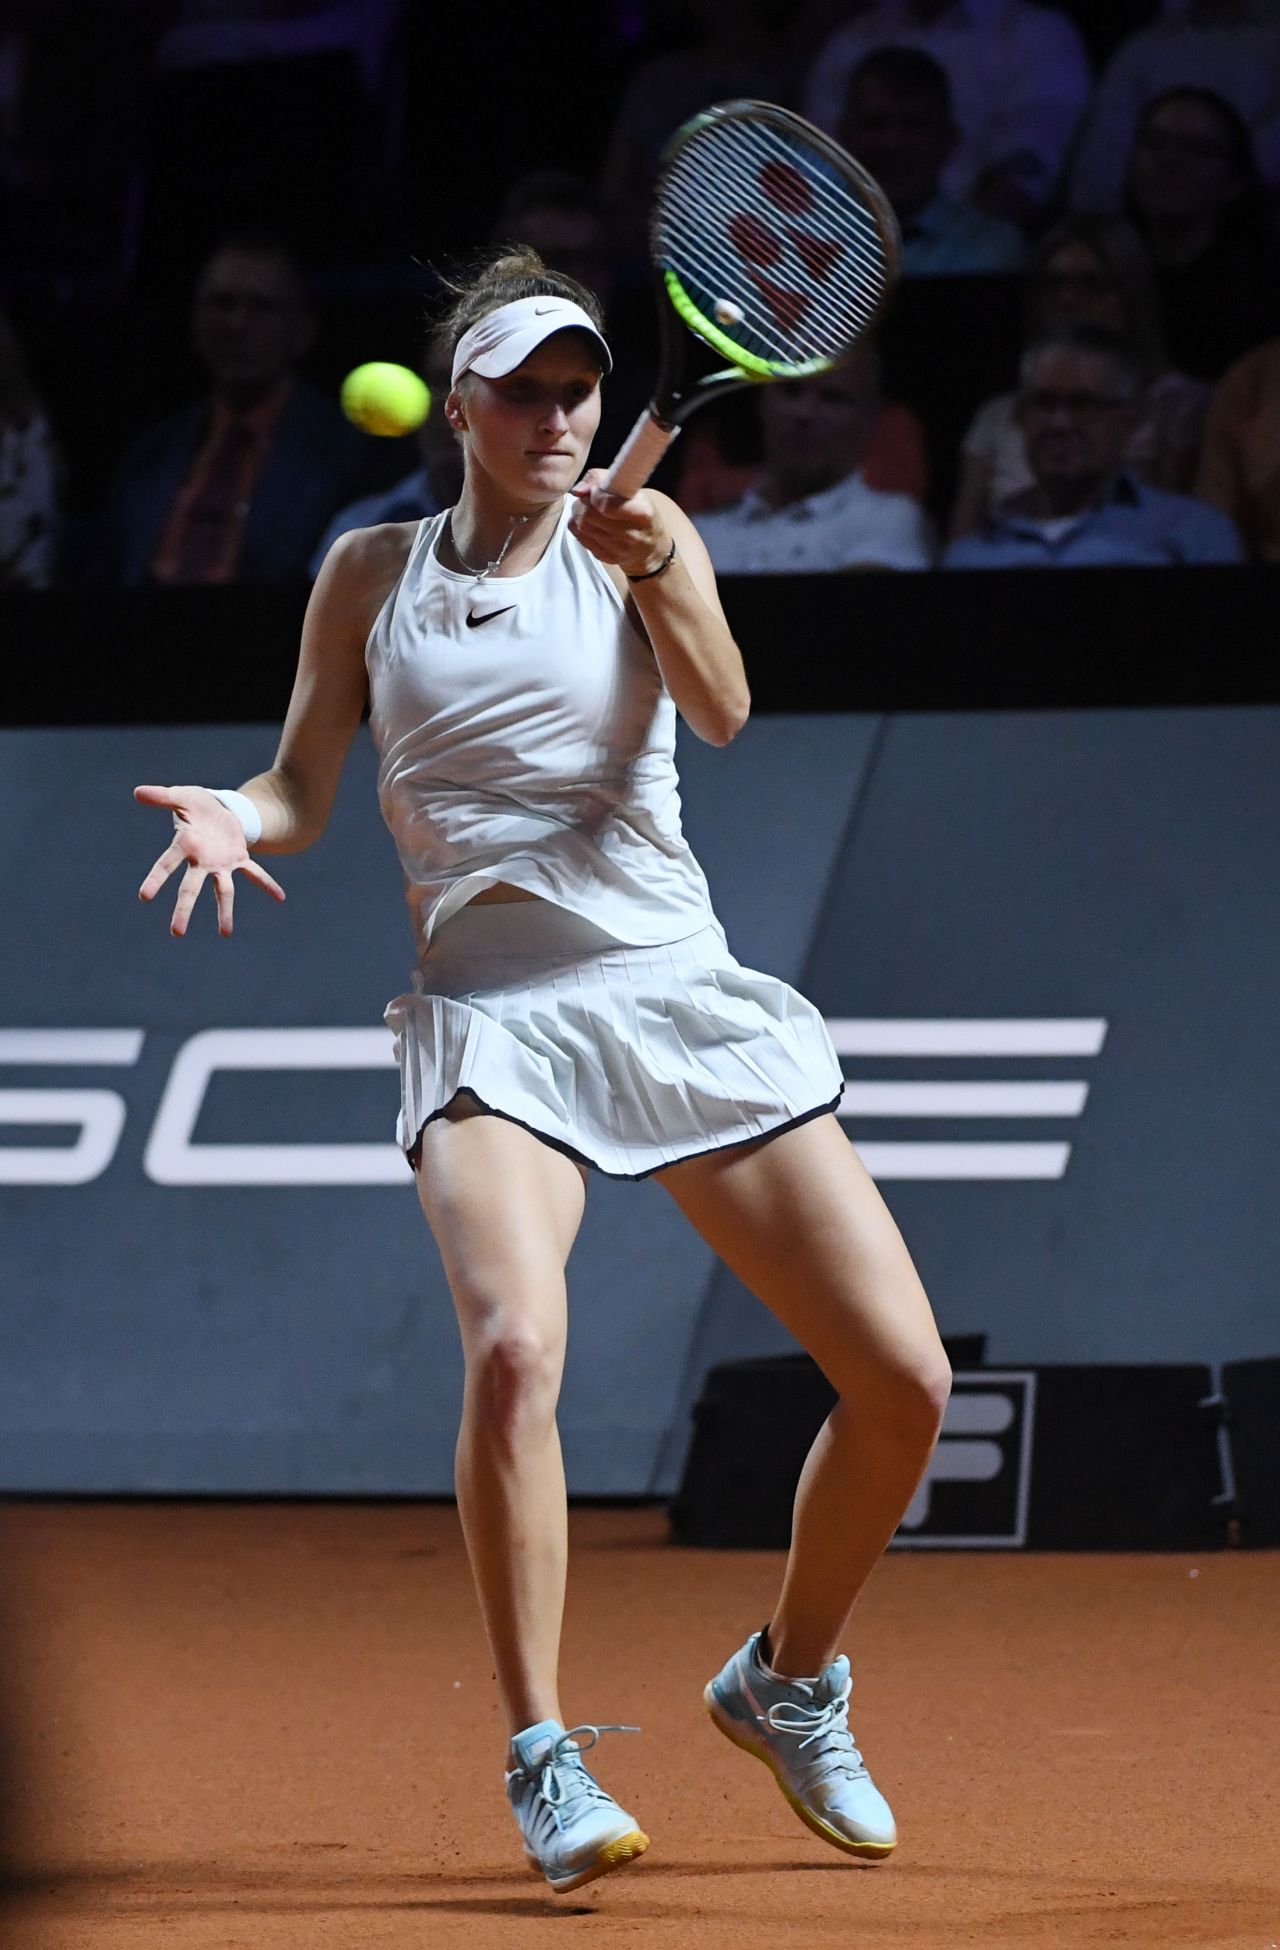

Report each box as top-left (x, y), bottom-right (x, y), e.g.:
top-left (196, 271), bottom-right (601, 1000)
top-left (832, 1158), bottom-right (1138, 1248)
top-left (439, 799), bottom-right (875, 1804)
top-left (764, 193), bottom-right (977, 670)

top-left (701, 687), bottom-right (751, 746)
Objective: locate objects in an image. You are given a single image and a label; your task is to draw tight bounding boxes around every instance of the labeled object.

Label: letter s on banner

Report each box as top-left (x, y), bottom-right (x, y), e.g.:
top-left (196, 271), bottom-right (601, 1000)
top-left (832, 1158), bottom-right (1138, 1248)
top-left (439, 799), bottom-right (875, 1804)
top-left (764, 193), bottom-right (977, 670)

top-left (0, 1030), bottom-right (144, 1186)
top-left (143, 1028), bottom-right (404, 1186)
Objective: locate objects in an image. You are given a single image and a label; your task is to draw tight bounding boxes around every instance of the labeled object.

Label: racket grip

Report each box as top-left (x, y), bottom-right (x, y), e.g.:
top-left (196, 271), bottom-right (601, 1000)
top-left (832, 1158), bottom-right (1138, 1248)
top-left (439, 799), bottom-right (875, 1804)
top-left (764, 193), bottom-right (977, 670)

top-left (605, 411), bottom-right (681, 499)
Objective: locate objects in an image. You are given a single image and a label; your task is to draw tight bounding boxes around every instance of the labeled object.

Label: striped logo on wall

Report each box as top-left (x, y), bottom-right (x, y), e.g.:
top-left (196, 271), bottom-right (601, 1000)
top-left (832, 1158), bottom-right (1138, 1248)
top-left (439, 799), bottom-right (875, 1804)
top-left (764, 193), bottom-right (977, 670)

top-left (827, 1018), bottom-right (1108, 1180)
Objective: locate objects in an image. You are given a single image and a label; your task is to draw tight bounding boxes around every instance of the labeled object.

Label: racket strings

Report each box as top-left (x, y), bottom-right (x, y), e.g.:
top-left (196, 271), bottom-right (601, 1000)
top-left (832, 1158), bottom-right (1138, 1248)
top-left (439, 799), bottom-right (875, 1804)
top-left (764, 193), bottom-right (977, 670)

top-left (659, 176), bottom-right (883, 357)
top-left (655, 118), bottom-right (892, 369)
top-left (661, 173), bottom-right (885, 320)
top-left (660, 143), bottom-right (886, 325)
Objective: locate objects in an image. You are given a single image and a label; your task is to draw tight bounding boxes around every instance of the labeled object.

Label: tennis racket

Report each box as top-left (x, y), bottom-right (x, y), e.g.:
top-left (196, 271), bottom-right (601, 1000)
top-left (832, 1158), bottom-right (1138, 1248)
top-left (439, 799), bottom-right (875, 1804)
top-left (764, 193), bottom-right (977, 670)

top-left (605, 98), bottom-right (901, 499)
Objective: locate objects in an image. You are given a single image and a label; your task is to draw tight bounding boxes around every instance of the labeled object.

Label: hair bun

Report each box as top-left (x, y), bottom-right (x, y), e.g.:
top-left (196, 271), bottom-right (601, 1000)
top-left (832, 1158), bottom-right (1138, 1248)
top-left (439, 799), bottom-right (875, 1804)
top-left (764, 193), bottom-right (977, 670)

top-left (484, 247), bottom-right (547, 283)
top-left (433, 245), bottom-right (607, 368)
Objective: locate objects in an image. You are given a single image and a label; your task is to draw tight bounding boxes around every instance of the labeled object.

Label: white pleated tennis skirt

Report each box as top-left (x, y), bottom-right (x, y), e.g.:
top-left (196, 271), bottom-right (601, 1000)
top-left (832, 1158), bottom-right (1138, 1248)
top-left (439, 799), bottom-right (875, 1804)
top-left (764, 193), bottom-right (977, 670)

top-left (383, 898), bottom-right (843, 1180)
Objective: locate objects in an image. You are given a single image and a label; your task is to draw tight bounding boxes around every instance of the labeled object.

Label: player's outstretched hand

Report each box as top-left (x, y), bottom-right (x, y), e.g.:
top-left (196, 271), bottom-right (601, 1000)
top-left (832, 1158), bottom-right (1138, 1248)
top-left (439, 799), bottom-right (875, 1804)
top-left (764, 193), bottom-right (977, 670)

top-left (134, 784), bottom-right (286, 938)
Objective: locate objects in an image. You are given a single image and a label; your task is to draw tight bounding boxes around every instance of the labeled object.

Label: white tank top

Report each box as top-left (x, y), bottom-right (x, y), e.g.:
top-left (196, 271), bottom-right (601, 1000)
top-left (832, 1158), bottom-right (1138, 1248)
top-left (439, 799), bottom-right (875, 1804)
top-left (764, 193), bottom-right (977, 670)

top-left (365, 498), bottom-right (718, 957)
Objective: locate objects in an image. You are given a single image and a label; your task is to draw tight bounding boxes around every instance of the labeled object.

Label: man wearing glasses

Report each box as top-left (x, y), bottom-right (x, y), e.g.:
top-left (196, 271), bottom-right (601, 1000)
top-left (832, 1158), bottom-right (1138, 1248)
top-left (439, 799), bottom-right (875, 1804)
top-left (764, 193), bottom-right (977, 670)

top-left (942, 325), bottom-right (1242, 566)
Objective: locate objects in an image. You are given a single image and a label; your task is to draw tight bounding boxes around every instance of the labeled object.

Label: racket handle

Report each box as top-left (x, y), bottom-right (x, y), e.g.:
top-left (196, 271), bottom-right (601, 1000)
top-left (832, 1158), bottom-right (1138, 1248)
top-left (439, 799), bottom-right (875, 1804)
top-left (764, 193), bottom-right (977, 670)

top-left (605, 411), bottom-right (681, 499)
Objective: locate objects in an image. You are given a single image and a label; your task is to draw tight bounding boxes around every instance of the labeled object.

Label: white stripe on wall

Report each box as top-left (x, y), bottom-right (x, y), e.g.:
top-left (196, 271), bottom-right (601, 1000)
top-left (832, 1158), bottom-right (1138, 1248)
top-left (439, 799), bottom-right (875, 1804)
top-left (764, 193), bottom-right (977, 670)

top-left (851, 1141), bottom-right (1072, 1180)
top-left (826, 1019), bottom-right (1107, 1057)
top-left (0, 1029), bottom-right (146, 1064)
top-left (840, 1081), bottom-right (1088, 1117)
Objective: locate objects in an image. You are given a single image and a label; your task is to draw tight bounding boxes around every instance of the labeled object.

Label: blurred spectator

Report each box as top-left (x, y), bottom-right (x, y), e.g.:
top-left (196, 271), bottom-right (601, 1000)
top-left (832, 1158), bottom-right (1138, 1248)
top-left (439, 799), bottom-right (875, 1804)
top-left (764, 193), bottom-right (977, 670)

top-left (1070, 0), bottom-right (1280, 214)
top-left (490, 168), bottom-right (653, 472)
top-left (692, 342), bottom-right (934, 571)
top-left (1194, 336), bottom-right (1280, 558)
top-left (140, 0), bottom-right (405, 278)
top-left (601, 0), bottom-right (783, 262)
top-left (0, 306), bottom-right (60, 587)
top-left (101, 231), bottom-right (368, 585)
top-left (1124, 86), bottom-right (1280, 379)
top-left (802, 0), bottom-right (1092, 224)
top-left (675, 383), bottom-right (929, 512)
top-left (944, 326), bottom-right (1243, 566)
top-left (310, 345), bottom-right (463, 574)
top-left (492, 171), bottom-right (615, 312)
top-left (950, 216), bottom-right (1208, 539)
top-left (838, 47), bottom-right (1027, 275)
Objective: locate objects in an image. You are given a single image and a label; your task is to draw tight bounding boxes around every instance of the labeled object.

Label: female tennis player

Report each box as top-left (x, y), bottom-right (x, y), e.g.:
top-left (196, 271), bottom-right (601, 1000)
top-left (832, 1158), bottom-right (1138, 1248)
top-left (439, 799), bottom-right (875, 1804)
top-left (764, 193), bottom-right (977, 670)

top-left (136, 248), bottom-right (951, 1895)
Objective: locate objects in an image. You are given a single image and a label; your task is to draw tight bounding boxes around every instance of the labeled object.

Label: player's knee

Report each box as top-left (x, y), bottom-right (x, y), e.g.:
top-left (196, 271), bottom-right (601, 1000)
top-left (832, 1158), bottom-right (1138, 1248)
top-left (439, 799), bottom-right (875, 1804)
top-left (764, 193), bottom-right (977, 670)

top-left (894, 1347), bottom-right (952, 1448)
top-left (466, 1321), bottom-right (565, 1440)
top-left (842, 1343), bottom-right (950, 1453)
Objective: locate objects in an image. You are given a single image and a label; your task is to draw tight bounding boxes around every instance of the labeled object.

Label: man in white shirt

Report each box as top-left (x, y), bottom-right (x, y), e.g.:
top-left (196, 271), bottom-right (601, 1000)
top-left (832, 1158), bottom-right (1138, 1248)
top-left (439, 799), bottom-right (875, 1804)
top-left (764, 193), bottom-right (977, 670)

top-left (692, 346), bottom-right (934, 573)
top-left (802, 0), bottom-right (1092, 221)
top-left (1069, 0), bottom-right (1280, 211)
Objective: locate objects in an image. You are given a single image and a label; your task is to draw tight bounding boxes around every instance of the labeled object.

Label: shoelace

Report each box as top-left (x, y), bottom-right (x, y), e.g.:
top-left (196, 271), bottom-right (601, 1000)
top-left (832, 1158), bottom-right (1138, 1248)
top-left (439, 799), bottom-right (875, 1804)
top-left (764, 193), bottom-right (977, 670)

top-left (535, 1723), bottom-right (641, 1814)
top-left (756, 1676), bottom-right (869, 1786)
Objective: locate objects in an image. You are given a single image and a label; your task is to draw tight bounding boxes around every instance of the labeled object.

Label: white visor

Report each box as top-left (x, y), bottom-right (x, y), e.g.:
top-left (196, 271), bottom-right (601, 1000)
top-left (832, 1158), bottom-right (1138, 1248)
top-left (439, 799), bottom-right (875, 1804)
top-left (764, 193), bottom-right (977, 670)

top-left (450, 295), bottom-right (612, 389)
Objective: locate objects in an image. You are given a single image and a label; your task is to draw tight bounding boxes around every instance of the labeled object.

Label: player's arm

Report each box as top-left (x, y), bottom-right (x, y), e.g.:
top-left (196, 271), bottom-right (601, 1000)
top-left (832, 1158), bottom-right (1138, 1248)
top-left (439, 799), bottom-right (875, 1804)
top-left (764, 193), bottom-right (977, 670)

top-left (238, 527), bottom-right (383, 851)
top-left (570, 477), bottom-right (750, 746)
top-left (135, 527), bottom-right (390, 936)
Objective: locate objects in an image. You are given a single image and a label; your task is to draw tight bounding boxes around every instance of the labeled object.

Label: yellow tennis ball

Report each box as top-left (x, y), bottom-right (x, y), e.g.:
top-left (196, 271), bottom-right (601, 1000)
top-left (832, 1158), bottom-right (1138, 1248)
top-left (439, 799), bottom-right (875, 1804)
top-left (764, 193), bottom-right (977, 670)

top-left (340, 362), bottom-right (431, 437)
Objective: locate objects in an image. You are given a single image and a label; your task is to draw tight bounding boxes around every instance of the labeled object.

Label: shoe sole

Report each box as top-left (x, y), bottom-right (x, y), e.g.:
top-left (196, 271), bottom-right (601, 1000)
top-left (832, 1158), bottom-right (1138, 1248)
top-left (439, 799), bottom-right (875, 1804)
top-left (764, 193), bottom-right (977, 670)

top-left (704, 1685), bottom-right (896, 1862)
top-left (525, 1827), bottom-right (650, 1895)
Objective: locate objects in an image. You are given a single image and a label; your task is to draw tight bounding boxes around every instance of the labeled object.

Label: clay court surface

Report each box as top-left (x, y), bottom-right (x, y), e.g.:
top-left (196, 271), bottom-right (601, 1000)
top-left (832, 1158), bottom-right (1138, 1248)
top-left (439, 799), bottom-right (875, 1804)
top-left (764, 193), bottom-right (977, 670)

top-left (0, 1502), bottom-right (1275, 1949)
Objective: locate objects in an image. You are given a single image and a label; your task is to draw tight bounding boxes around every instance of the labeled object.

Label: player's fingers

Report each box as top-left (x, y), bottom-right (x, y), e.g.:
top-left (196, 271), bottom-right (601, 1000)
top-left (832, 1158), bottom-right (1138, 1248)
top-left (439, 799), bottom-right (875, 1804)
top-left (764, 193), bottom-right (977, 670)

top-left (570, 504), bottom-right (635, 545)
top-left (169, 866), bottom-right (207, 938)
top-left (134, 784), bottom-right (184, 809)
top-left (212, 870), bottom-right (235, 938)
top-left (573, 474), bottom-right (649, 524)
top-left (567, 517), bottom-right (621, 564)
top-left (240, 859), bottom-right (287, 903)
top-left (139, 837), bottom-right (187, 901)
top-left (589, 481), bottom-right (655, 526)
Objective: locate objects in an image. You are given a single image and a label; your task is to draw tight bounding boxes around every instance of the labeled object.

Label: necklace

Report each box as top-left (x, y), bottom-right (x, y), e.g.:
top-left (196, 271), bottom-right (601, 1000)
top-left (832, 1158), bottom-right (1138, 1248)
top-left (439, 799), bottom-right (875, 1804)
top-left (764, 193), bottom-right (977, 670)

top-left (448, 510), bottom-right (531, 584)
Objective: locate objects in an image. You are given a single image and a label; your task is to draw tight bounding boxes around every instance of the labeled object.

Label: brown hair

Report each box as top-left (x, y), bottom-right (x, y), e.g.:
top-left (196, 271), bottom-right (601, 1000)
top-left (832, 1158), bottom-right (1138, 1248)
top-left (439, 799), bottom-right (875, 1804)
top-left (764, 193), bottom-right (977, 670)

top-left (432, 247), bottom-right (606, 371)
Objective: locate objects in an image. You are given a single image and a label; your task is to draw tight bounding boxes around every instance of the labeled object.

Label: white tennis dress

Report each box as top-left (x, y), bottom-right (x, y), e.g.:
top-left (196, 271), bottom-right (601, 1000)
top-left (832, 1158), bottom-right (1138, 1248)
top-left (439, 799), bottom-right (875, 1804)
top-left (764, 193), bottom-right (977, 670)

top-left (367, 499), bottom-right (842, 1177)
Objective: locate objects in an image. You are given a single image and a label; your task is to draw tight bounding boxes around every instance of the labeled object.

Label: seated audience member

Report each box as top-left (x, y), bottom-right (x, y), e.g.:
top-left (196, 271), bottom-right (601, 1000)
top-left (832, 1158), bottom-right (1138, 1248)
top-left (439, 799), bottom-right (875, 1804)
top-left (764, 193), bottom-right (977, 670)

top-left (1194, 335), bottom-right (1280, 558)
top-left (0, 305), bottom-right (60, 588)
top-left (102, 231), bottom-right (368, 586)
top-left (493, 169), bottom-right (614, 303)
top-left (676, 387), bottom-right (929, 513)
top-left (802, 0), bottom-right (1092, 222)
top-left (310, 347), bottom-right (463, 573)
top-left (693, 343), bottom-right (934, 572)
top-left (951, 216), bottom-right (1208, 539)
top-left (1071, 0), bottom-right (1280, 213)
top-left (1124, 86), bottom-right (1280, 380)
top-left (838, 47), bottom-right (1027, 275)
top-left (490, 168), bottom-right (649, 467)
top-left (944, 326), bottom-right (1242, 567)
top-left (601, 0), bottom-right (783, 262)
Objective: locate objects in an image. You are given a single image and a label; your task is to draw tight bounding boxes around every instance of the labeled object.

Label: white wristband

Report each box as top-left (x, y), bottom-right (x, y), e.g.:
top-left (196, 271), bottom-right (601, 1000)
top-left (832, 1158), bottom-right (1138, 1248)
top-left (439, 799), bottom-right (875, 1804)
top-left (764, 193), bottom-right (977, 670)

top-left (209, 787), bottom-right (263, 847)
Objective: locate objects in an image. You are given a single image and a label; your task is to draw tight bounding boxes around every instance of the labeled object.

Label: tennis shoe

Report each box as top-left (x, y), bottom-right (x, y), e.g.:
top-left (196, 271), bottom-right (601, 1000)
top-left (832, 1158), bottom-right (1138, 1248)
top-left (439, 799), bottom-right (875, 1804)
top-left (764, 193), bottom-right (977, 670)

top-left (506, 1719), bottom-right (649, 1893)
top-left (705, 1631), bottom-right (896, 1858)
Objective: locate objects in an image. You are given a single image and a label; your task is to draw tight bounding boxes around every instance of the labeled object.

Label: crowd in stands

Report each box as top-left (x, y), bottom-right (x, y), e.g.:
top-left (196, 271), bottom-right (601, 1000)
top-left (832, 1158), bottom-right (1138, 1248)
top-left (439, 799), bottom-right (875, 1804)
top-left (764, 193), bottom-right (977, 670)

top-left (2, 0), bottom-right (1279, 591)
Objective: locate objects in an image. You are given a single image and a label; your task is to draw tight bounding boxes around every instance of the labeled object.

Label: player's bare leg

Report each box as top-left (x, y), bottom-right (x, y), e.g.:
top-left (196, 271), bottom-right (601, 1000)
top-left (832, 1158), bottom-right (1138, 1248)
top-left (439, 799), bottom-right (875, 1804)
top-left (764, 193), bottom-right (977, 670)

top-left (415, 1097), bottom-right (586, 1736)
top-left (662, 1113), bottom-right (950, 1666)
top-left (415, 1099), bottom-right (650, 1892)
top-left (660, 1114), bottom-right (950, 1859)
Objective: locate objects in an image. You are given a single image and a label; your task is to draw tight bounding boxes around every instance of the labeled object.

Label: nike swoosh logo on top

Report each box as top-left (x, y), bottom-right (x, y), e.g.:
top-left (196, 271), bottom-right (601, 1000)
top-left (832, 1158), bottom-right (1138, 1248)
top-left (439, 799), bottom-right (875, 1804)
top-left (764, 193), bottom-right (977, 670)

top-left (465, 605), bottom-right (517, 628)
top-left (533, 303), bottom-right (558, 314)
